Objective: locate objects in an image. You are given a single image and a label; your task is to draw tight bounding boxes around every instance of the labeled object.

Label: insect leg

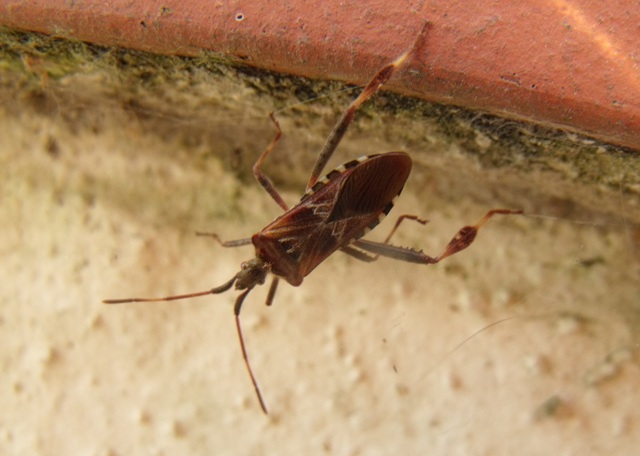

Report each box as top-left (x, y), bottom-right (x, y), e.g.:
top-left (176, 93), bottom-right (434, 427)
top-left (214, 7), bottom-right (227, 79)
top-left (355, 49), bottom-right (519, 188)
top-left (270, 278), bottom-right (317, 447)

top-left (352, 209), bottom-right (523, 264)
top-left (380, 214), bottom-right (428, 245)
top-left (350, 239), bottom-right (437, 264)
top-left (340, 215), bottom-right (428, 262)
top-left (340, 245), bottom-right (378, 262)
top-left (252, 112), bottom-right (289, 211)
top-left (198, 113), bottom-right (289, 246)
top-left (431, 209), bottom-right (523, 262)
top-left (265, 277), bottom-right (279, 306)
top-left (306, 21), bottom-right (429, 191)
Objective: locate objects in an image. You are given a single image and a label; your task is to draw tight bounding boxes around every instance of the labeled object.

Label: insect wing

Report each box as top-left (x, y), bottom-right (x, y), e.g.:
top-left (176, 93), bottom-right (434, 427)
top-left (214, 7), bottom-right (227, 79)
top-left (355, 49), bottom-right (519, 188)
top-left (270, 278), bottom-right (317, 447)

top-left (253, 153), bottom-right (412, 283)
top-left (325, 153), bottom-right (412, 223)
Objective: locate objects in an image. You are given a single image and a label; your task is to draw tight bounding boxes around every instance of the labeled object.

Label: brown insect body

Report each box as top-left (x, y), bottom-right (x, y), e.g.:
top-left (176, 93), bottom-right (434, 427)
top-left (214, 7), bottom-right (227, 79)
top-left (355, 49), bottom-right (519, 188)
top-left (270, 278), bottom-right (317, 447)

top-left (254, 152), bottom-right (412, 286)
top-left (104, 22), bottom-right (522, 414)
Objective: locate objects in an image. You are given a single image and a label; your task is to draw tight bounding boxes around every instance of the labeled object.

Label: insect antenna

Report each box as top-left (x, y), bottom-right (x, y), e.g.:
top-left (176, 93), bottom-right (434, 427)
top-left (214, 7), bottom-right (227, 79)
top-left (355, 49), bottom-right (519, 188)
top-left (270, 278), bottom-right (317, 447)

top-left (103, 274), bottom-right (270, 414)
top-left (233, 288), bottom-right (269, 414)
top-left (102, 275), bottom-right (237, 304)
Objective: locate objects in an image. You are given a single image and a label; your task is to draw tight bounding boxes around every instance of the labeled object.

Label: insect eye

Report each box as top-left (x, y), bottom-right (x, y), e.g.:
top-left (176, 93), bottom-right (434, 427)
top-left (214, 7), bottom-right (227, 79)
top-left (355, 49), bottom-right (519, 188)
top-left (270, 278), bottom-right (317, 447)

top-left (240, 262), bottom-right (249, 270)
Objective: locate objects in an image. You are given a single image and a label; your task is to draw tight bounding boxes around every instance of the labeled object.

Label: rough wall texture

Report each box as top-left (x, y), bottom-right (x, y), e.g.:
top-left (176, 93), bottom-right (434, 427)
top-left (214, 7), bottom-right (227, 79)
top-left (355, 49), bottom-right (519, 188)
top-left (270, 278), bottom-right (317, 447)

top-left (1, 30), bottom-right (639, 455)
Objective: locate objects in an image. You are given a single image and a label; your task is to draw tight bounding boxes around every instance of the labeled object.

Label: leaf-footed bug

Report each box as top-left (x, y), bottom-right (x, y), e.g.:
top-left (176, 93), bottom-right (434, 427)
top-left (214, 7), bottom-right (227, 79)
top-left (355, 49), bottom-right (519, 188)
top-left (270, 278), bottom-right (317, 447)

top-left (103, 21), bottom-right (523, 414)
